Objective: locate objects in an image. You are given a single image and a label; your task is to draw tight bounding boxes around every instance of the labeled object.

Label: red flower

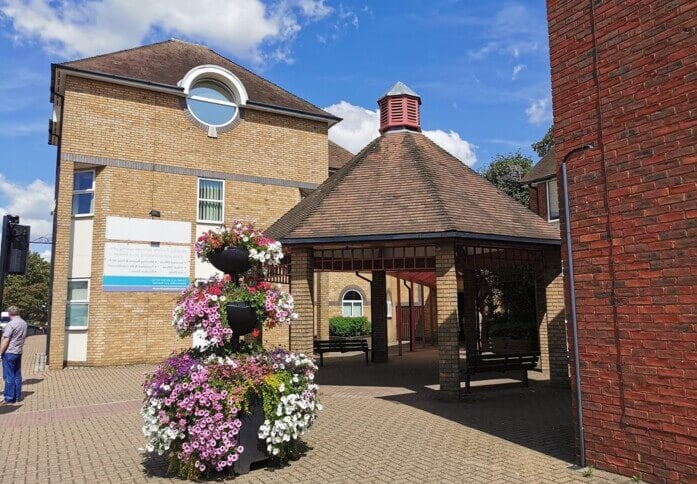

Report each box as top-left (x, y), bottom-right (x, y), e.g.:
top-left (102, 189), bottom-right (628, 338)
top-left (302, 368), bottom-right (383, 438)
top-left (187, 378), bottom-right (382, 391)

top-left (223, 274), bottom-right (232, 282)
top-left (251, 328), bottom-right (261, 338)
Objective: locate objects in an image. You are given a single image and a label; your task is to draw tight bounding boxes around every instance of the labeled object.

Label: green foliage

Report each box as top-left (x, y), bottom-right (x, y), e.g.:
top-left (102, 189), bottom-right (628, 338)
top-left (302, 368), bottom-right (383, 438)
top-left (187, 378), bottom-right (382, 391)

top-left (2, 252), bottom-right (50, 323)
top-left (329, 316), bottom-right (370, 337)
top-left (531, 125), bottom-right (554, 158)
top-left (480, 151), bottom-right (533, 206)
top-left (582, 466), bottom-right (594, 478)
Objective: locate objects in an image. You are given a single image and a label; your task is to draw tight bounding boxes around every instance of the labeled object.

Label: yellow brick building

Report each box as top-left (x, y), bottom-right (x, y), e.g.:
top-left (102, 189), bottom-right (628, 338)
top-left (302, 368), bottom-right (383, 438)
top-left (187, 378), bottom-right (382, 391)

top-left (47, 39), bottom-right (423, 367)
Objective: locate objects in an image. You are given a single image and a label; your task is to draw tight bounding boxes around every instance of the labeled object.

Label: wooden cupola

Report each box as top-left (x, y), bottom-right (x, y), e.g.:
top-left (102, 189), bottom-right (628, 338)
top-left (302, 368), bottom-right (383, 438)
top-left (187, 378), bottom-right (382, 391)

top-left (378, 81), bottom-right (421, 134)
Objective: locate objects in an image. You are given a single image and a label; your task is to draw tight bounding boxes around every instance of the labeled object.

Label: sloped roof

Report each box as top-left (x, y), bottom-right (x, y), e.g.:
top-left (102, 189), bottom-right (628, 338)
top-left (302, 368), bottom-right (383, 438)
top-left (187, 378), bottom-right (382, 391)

top-left (521, 148), bottom-right (557, 183)
top-left (328, 141), bottom-right (354, 170)
top-left (267, 131), bottom-right (561, 244)
top-left (57, 39), bottom-right (338, 122)
top-left (383, 81), bottom-right (420, 98)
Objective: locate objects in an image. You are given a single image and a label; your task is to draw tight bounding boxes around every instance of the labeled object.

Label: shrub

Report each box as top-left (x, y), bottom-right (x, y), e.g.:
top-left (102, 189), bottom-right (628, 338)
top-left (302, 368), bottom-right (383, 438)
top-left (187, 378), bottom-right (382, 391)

top-left (329, 316), bottom-right (371, 337)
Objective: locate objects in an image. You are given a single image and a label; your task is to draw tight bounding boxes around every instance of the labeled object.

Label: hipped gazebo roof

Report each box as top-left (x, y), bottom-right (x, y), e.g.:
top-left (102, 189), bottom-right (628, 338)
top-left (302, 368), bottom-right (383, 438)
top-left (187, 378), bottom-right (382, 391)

top-left (267, 131), bottom-right (561, 245)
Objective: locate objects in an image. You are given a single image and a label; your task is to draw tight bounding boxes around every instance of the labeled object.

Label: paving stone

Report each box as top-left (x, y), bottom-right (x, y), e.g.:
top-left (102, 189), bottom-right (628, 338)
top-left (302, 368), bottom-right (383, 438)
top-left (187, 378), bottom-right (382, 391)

top-left (0, 336), bottom-right (632, 483)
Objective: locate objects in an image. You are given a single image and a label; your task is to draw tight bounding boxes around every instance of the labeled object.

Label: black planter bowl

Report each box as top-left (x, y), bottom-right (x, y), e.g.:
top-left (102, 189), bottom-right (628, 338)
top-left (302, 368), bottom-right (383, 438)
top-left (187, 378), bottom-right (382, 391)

top-left (208, 247), bottom-right (253, 275)
top-left (226, 302), bottom-right (258, 335)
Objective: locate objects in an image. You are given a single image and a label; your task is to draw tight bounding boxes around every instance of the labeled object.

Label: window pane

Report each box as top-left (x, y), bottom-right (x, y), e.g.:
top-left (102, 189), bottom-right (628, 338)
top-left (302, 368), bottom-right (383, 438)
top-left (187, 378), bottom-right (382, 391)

top-left (66, 303), bottom-right (89, 327)
top-left (190, 81), bottom-right (234, 103)
top-left (548, 179), bottom-right (560, 219)
top-left (187, 98), bottom-right (237, 126)
top-left (199, 179), bottom-right (223, 201)
top-left (355, 303), bottom-right (363, 317)
top-left (73, 171), bottom-right (94, 191)
top-left (342, 303), bottom-right (351, 317)
top-left (72, 193), bottom-right (94, 215)
top-left (198, 201), bottom-right (223, 222)
top-left (68, 281), bottom-right (89, 301)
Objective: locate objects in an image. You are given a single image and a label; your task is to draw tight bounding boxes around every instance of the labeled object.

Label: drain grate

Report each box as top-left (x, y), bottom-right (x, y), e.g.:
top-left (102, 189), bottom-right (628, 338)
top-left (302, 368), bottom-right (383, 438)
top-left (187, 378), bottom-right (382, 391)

top-left (32, 353), bottom-right (47, 373)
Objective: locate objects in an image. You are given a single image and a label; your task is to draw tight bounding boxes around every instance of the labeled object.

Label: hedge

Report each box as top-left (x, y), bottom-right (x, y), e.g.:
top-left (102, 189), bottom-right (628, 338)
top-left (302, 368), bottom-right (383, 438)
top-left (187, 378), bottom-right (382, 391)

top-left (329, 316), bottom-right (371, 337)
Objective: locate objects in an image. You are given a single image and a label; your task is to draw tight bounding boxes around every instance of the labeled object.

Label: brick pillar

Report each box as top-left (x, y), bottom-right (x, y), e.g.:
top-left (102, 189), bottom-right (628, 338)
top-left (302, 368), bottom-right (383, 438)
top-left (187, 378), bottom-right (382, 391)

top-left (315, 272), bottom-right (330, 340)
top-left (371, 271), bottom-right (388, 363)
top-left (47, 160), bottom-right (74, 368)
top-left (461, 269), bottom-right (477, 361)
top-left (289, 248), bottom-right (314, 356)
top-left (435, 243), bottom-right (460, 399)
top-left (537, 248), bottom-right (569, 383)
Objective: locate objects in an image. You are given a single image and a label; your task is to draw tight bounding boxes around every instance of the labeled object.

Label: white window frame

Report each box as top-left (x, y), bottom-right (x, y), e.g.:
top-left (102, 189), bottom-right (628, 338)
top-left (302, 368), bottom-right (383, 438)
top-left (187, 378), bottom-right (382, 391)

top-left (546, 178), bottom-right (560, 222)
top-left (66, 279), bottom-right (90, 330)
top-left (341, 290), bottom-right (364, 318)
top-left (72, 170), bottom-right (95, 218)
top-left (387, 294), bottom-right (393, 319)
top-left (187, 80), bottom-right (239, 128)
top-left (197, 178), bottom-right (225, 224)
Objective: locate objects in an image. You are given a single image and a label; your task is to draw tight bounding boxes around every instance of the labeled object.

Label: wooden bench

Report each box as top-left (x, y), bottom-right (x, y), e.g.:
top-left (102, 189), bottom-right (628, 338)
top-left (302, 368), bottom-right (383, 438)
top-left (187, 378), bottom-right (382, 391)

top-left (313, 339), bottom-right (370, 367)
top-left (463, 352), bottom-right (539, 392)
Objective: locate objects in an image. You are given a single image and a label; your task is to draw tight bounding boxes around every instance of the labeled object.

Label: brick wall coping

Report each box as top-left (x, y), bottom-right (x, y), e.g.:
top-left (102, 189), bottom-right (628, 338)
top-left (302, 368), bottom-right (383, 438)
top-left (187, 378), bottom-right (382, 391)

top-left (62, 152), bottom-right (321, 190)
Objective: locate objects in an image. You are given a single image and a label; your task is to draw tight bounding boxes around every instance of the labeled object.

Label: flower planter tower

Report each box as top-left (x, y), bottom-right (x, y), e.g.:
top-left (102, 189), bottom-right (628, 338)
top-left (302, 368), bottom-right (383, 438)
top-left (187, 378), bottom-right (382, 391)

top-left (143, 221), bottom-right (320, 480)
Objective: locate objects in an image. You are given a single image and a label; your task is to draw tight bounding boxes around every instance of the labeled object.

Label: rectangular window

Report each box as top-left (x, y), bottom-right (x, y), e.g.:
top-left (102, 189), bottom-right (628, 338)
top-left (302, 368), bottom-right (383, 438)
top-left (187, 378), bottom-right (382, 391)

top-left (547, 178), bottom-right (560, 221)
top-left (198, 178), bottom-right (224, 223)
top-left (66, 280), bottom-right (89, 328)
top-left (342, 302), bottom-right (363, 317)
top-left (72, 171), bottom-right (95, 216)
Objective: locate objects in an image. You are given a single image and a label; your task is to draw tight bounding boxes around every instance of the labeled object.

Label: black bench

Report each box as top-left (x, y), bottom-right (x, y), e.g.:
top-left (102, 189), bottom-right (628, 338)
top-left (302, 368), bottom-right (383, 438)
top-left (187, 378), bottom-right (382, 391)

top-left (313, 339), bottom-right (370, 367)
top-left (463, 352), bottom-right (539, 392)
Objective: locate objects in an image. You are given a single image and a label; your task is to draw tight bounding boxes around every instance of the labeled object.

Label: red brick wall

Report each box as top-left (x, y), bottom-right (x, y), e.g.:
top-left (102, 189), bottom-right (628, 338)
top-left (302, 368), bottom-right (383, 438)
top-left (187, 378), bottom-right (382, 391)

top-left (529, 184), bottom-right (550, 220)
top-left (547, 0), bottom-right (696, 482)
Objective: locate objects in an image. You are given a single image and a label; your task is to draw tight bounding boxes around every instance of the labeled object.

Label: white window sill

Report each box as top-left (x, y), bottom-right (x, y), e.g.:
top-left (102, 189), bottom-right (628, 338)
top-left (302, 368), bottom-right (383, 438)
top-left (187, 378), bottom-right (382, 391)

top-left (197, 220), bottom-right (223, 225)
top-left (66, 326), bottom-right (88, 331)
top-left (72, 214), bottom-right (94, 219)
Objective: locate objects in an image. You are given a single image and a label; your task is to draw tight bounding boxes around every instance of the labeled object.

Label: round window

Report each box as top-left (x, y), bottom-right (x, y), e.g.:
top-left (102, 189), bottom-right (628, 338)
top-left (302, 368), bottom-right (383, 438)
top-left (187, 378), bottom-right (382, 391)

top-left (186, 80), bottom-right (238, 127)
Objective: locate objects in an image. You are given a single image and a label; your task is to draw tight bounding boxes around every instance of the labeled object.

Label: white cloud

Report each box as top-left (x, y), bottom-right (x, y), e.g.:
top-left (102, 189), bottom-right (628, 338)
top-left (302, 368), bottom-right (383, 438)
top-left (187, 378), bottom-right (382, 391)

top-left (467, 3), bottom-right (543, 61)
top-left (423, 130), bottom-right (477, 167)
top-left (38, 249), bottom-right (51, 262)
top-left (324, 101), bottom-right (380, 154)
top-left (324, 101), bottom-right (477, 166)
top-left (0, 174), bottom-right (54, 240)
top-left (525, 97), bottom-right (552, 125)
top-left (0, 0), bottom-right (333, 64)
top-left (511, 64), bottom-right (527, 80)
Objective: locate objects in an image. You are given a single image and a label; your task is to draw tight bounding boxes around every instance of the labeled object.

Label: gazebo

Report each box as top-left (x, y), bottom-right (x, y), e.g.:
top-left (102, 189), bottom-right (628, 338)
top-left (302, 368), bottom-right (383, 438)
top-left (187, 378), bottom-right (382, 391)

top-left (267, 83), bottom-right (566, 399)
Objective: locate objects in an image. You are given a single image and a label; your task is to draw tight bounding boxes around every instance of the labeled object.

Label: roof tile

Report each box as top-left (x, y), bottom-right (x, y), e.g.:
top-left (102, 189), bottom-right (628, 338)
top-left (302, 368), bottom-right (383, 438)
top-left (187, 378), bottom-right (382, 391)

top-left (268, 131), bottom-right (561, 243)
top-left (60, 39), bottom-right (337, 120)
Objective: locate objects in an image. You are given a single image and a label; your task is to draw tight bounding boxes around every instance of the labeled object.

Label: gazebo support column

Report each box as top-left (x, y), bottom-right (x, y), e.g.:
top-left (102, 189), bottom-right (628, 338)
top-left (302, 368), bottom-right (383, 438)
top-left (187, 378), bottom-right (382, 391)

top-left (542, 247), bottom-right (569, 383)
top-left (371, 271), bottom-right (388, 363)
top-left (289, 248), bottom-right (314, 356)
top-left (461, 270), bottom-right (478, 360)
top-left (436, 244), bottom-right (461, 400)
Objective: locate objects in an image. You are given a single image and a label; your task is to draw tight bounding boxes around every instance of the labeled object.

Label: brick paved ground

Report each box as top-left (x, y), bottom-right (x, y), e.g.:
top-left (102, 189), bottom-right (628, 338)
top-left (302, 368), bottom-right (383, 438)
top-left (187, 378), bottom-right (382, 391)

top-left (0, 336), bottom-right (632, 483)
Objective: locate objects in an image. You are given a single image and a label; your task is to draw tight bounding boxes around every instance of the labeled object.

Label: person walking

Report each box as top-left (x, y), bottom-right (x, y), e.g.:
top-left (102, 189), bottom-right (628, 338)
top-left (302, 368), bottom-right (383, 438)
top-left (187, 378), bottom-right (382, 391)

top-left (0, 306), bottom-right (28, 405)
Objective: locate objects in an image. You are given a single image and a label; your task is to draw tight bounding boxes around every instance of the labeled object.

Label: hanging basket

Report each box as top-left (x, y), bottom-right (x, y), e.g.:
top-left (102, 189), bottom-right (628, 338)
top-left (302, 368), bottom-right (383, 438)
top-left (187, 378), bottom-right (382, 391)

top-left (226, 301), bottom-right (258, 335)
top-left (208, 247), bottom-right (253, 275)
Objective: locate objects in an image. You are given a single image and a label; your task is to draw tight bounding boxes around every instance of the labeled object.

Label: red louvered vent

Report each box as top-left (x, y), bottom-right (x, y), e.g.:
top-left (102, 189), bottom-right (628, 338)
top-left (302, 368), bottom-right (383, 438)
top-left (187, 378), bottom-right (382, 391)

top-left (378, 82), bottom-right (422, 134)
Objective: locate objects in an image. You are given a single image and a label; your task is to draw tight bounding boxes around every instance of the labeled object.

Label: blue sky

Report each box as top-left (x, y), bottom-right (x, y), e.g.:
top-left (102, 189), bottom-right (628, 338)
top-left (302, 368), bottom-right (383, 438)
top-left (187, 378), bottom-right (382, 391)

top-left (0, 0), bottom-right (553, 253)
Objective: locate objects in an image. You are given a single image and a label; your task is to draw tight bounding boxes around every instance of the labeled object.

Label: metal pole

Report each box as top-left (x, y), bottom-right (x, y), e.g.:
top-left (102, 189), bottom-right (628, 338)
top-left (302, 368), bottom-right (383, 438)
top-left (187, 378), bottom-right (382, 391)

top-left (561, 143), bottom-right (593, 468)
top-left (0, 215), bottom-right (9, 309)
top-left (396, 275), bottom-right (402, 356)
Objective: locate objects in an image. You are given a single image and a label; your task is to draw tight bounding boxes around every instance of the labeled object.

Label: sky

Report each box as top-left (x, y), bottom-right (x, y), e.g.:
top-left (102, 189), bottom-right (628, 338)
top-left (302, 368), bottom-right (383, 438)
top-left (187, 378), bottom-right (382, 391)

top-left (0, 0), bottom-right (553, 258)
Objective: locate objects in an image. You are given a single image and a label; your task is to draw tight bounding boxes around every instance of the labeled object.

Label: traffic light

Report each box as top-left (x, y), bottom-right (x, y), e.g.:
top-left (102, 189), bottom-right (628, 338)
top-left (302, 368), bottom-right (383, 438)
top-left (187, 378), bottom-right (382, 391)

top-left (1, 215), bottom-right (31, 275)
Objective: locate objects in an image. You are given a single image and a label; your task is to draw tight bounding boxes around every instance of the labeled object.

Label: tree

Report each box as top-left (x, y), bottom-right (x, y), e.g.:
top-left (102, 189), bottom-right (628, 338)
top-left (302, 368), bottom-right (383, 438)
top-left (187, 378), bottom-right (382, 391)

top-left (480, 151), bottom-right (533, 206)
top-left (2, 252), bottom-right (51, 323)
top-left (531, 125), bottom-right (554, 158)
